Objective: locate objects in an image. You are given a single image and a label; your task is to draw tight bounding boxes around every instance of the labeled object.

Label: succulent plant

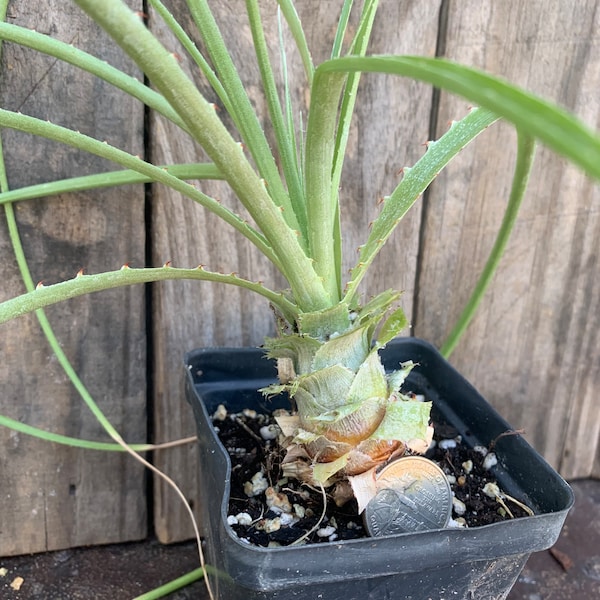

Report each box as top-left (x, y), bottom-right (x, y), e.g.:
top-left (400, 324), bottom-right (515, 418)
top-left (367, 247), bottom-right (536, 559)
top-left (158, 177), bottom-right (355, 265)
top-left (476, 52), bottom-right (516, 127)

top-left (1, 0), bottom-right (599, 561)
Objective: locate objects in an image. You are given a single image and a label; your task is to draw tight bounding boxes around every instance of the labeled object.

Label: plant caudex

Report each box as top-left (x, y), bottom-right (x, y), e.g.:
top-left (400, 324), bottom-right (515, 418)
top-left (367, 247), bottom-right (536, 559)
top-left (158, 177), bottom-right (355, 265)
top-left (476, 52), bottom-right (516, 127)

top-left (263, 293), bottom-right (431, 487)
top-left (1, 0), bottom-right (599, 502)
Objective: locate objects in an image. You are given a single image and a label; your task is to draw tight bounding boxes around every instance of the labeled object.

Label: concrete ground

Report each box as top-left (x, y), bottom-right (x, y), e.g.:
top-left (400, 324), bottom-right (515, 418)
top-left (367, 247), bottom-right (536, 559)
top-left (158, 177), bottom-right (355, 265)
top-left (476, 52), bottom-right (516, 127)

top-left (1, 479), bottom-right (598, 599)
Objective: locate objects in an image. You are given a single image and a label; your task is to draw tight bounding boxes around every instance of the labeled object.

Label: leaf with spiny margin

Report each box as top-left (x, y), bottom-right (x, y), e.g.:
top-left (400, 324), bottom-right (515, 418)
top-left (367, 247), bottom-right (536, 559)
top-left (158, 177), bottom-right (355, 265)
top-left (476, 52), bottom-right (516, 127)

top-left (370, 398), bottom-right (431, 442)
top-left (356, 289), bottom-right (401, 325)
top-left (376, 305), bottom-right (409, 347)
top-left (309, 399), bottom-right (367, 423)
top-left (307, 397), bottom-right (386, 443)
top-left (297, 301), bottom-right (351, 339)
top-left (347, 349), bottom-right (388, 403)
top-left (262, 334), bottom-right (321, 376)
top-left (355, 290), bottom-right (403, 344)
top-left (311, 325), bottom-right (369, 372)
top-left (386, 361), bottom-right (416, 394)
top-left (293, 364), bottom-right (355, 420)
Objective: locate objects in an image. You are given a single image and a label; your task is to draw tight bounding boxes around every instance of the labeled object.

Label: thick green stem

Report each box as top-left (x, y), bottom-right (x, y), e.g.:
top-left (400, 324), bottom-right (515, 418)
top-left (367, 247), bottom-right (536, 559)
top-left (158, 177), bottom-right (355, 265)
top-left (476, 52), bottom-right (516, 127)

top-left (304, 71), bottom-right (347, 302)
top-left (441, 133), bottom-right (536, 357)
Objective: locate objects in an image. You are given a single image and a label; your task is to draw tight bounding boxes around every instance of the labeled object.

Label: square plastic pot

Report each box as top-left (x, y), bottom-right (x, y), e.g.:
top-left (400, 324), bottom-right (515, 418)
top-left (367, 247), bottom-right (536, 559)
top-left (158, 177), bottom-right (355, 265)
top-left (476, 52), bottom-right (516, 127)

top-left (184, 337), bottom-right (573, 600)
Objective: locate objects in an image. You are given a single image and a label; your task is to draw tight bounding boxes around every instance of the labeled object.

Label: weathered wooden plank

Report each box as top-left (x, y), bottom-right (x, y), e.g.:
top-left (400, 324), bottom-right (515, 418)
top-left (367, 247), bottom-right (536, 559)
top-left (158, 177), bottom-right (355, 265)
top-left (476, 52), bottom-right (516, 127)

top-left (415, 0), bottom-right (600, 479)
top-left (0, 0), bottom-right (147, 555)
top-left (149, 0), bottom-right (441, 542)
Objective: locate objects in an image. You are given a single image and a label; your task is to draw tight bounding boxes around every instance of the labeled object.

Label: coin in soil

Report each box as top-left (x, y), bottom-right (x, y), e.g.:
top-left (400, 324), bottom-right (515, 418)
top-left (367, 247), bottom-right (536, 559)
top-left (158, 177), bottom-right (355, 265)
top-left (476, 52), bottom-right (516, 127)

top-left (363, 456), bottom-right (452, 536)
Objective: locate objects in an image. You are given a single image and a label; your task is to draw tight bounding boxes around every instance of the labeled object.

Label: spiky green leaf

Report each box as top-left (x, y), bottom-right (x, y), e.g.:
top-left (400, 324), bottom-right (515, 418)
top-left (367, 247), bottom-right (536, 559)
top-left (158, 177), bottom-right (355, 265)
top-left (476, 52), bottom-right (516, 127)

top-left (386, 361), bottom-right (416, 394)
top-left (294, 365), bottom-right (354, 419)
top-left (347, 349), bottom-right (388, 402)
top-left (312, 325), bottom-right (369, 372)
top-left (262, 334), bottom-right (321, 376)
top-left (370, 398), bottom-right (431, 442)
top-left (377, 306), bottom-right (409, 347)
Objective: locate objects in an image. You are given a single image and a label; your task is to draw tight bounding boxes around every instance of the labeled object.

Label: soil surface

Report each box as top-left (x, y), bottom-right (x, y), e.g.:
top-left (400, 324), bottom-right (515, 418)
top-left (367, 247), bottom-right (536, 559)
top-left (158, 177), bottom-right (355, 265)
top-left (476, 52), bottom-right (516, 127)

top-left (0, 480), bottom-right (598, 599)
top-left (216, 407), bottom-right (531, 547)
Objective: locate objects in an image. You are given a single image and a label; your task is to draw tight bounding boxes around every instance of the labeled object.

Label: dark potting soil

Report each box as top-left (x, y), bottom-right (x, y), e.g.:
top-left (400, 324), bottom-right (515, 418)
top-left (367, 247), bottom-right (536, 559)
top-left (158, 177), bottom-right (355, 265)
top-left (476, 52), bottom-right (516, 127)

top-left (213, 407), bottom-right (531, 548)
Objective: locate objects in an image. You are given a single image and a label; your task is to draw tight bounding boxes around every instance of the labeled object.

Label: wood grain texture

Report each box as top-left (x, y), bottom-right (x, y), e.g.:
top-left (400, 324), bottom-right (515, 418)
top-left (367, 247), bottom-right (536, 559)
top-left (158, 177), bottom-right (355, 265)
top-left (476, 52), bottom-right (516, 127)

top-left (415, 0), bottom-right (600, 479)
top-left (149, 0), bottom-right (441, 542)
top-left (0, 0), bottom-right (147, 554)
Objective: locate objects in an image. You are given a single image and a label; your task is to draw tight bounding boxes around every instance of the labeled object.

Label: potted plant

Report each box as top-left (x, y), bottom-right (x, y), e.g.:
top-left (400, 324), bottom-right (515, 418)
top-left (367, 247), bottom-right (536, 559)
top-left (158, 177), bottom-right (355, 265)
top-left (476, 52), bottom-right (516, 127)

top-left (0, 1), bottom-right (597, 598)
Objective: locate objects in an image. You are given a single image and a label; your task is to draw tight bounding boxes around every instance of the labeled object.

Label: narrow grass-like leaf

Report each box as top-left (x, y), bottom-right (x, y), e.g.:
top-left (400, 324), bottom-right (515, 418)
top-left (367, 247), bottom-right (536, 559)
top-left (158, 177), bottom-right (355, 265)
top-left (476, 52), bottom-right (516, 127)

top-left (331, 0), bottom-right (354, 59)
top-left (0, 163), bottom-right (222, 205)
top-left (0, 415), bottom-right (157, 451)
top-left (330, 0), bottom-right (379, 294)
top-left (278, 8), bottom-right (304, 207)
top-left (317, 55), bottom-right (600, 181)
top-left (0, 95), bottom-right (208, 592)
top-left (0, 3), bottom-right (134, 469)
top-left (0, 21), bottom-right (188, 132)
top-left (148, 0), bottom-right (231, 114)
top-left (132, 569), bottom-right (205, 600)
top-left (247, 0), bottom-right (307, 245)
top-left (186, 0), bottom-right (301, 234)
top-left (74, 0), bottom-right (329, 312)
top-left (0, 108), bottom-right (280, 267)
top-left (276, 0), bottom-right (314, 84)
top-left (441, 134), bottom-right (537, 357)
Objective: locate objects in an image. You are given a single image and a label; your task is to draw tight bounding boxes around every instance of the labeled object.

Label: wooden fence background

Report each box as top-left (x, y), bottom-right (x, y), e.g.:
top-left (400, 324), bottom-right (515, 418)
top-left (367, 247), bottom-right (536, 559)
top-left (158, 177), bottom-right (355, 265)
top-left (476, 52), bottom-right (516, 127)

top-left (1, 0), bottom-right (598, 555)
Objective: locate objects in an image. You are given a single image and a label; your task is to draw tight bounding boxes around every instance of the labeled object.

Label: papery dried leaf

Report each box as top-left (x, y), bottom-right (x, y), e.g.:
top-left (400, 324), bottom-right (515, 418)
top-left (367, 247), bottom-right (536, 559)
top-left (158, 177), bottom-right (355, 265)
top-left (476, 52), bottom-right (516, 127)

top-left (346, 439), bottom-right (403, 475)
top-left (274, 414), bottom-right (301, 437)
top-left (303, 434), bottom-right (353, 463)
top-left (407, 424), bottom-right (434, 454)
top-left (348, 466), bottom-right (379, 513)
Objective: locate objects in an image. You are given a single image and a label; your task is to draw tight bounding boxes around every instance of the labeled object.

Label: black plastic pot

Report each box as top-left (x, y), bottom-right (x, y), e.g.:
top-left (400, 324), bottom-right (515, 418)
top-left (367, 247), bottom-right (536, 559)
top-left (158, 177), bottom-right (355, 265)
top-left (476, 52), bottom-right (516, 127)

top-left (184, 338), bottom-right (573, 600)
